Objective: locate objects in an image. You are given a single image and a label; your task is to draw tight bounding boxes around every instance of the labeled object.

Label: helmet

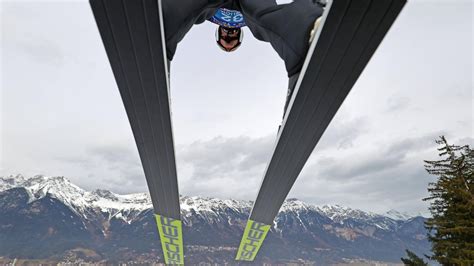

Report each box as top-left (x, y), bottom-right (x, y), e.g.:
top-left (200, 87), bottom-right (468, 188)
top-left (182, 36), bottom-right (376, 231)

top-left (215, 26), bottom-right (243, 52)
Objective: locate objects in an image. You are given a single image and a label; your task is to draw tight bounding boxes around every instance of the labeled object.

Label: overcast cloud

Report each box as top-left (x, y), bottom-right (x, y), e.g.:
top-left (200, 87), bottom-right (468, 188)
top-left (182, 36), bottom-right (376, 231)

top-left (1, 0), bottom-right (472, 215)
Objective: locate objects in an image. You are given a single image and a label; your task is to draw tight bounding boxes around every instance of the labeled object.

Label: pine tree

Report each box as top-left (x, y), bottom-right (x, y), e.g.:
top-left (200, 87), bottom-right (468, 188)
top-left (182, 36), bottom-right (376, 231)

top-left (423, 136), bottom-right (474, 265)
top-left (401, 249), bottom-right (428, 265)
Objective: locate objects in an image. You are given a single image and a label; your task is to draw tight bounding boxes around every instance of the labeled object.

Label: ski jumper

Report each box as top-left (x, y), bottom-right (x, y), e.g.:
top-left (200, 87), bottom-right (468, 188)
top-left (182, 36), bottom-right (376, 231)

top-left (162, 0), bottom-right (324, 114)
top-left (163, 0), bottom-right (322, 74)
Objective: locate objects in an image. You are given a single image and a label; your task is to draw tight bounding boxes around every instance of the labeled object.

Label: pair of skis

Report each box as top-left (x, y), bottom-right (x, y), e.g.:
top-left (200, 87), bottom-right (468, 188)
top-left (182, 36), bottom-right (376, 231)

top-left (90, 0), bottom-right (405, 263)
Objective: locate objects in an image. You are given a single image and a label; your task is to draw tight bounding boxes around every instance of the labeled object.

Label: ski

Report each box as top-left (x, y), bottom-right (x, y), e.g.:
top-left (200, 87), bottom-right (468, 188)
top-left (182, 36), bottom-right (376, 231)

top-left (89, 0), bottom-right (183, 264)
top-left (236, 0), bottom-right (406, 261)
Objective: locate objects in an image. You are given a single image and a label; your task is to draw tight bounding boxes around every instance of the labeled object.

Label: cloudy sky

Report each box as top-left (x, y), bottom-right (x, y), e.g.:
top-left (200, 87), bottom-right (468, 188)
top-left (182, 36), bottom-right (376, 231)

top-left (1, 0), bottom-right (472, 215)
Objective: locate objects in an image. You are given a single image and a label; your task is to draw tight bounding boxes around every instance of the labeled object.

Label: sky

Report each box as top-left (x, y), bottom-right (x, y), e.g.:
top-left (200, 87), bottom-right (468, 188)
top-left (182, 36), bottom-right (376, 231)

top-left (1, 0), bottom-right (473, 215)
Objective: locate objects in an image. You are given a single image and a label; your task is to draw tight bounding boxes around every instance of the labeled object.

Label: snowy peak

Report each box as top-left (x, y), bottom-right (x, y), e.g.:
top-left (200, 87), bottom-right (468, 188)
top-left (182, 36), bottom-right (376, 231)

top-left (1, 174), bottom-right (86, 207)
top-left (180, 196), bottom-right (251, 213)
top-left (0, 174), bottom-right (84, 196)
top-left (279, 198), bottom-right (316, 212)
top-left (92, 189), bottom-right (119, 201)
top-left (384, 209), bottom-right (414, 221)
top-left (0, 174), bottom-right (27, 191)
top-left (179, 196), bottom-right (251, 224)
top-left (318, 204), bottom-right (380, 222)
top-left (24, 175), bottom-right (85, 198)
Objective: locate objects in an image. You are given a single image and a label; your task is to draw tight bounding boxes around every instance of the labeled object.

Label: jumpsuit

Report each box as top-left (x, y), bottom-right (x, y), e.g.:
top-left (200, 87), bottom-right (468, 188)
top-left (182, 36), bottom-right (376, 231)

top-left (162, 0), bottom-right (324, 114)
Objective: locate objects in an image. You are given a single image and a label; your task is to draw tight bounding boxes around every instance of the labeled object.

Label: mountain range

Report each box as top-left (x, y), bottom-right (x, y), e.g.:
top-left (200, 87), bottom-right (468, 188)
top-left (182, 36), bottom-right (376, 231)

top-left (0, 174), bottom-right (430, 264)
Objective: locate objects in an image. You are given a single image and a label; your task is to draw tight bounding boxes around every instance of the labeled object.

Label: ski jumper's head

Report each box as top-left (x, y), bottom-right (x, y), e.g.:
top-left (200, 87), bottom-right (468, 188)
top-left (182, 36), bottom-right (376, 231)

top-left (216, 26), bottom-right (243, 52)
top-left (208, 8), bottom-right (246, 53)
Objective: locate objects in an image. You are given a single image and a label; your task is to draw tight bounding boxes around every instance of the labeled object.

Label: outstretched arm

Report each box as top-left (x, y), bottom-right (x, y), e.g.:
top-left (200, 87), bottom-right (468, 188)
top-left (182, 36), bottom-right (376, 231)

top-left (239, 0), bottom-right (323, 76)
top-left (163, 0), bottom-right (232, 60)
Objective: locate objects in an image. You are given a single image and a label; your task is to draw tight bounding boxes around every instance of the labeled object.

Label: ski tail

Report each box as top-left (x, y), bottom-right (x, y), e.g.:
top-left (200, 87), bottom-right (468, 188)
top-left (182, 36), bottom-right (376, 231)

top-left (155, 214), bottom-right (184, 264)
top-left (235, 220), bottom-right (271, 261)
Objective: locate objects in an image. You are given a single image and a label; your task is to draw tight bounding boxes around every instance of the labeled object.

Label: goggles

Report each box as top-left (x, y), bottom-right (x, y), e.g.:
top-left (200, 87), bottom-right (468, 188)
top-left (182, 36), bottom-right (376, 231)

top-left (215, 26), bottom-right (243, 52)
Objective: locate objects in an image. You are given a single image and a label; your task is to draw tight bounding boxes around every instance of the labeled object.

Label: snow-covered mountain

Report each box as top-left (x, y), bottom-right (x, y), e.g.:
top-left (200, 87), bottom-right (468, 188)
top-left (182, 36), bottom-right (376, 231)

top-left (0, 174), bottom-right (429, 264)
top-left (0, 174), bottom-right (416, 224)
top-left (0, 174), bottom-right (151, 223)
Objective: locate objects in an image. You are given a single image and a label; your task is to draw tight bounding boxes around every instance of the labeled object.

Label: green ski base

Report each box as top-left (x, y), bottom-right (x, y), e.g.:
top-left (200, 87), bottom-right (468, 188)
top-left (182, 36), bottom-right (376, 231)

top-left (155, 214), bottom-right (184, 265)
top-left (235, 220), bottom-right (271, 261)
